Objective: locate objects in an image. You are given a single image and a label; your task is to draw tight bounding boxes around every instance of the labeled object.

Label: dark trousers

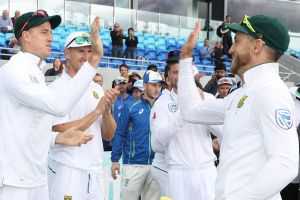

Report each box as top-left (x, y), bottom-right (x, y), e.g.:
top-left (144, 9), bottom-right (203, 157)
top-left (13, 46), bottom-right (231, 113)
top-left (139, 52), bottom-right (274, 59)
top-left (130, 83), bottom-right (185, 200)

top-left (126, 47), bottom-right (137, 59)
top-left (112, 45), bottom-right (123, 58)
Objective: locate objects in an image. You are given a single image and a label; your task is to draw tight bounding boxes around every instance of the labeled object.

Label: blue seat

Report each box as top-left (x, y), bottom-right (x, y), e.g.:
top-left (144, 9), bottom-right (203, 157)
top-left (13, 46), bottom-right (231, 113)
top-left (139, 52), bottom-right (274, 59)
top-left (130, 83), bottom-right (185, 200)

top-left (5, 33), bottom-right (14, 41)
top-left (99, 57), bottom-right (110, 68)
top-left (77, 26), bottom-right (89, 33)
top-left (137, 49), bottom-right (145, 58)
top-left (144, 35), bottom-right (155, 44)
top-left (145, 51), bottom-right (156, 60)
top-left (52, 33), bottom-right (61, 42)
top-left (145, 43), bottom-right (156, 53)
top-left (137, 43), bottom-right (145, 50)
top-left (51, 41), bottom-right (61, 52)
top-left (176, 38), bottom-right (186, 49)
top-left (0, 36), bottom-right (6, 47)
top-left (137, 35), bottom-right (145, 43)
top-left (110, 59), bottom-right (124, 68)
top-left (156, 36), bottom-right (166, 45)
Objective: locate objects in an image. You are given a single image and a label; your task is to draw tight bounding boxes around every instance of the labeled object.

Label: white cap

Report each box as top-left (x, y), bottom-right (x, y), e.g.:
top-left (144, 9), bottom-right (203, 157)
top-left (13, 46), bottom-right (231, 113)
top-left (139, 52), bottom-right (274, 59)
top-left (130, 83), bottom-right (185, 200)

top-left (133, 80), bottom-right (144, 90)
top-left (64, 31), bottom-right (91, 49)
top-left (218, 77), bottom-right (233, 87)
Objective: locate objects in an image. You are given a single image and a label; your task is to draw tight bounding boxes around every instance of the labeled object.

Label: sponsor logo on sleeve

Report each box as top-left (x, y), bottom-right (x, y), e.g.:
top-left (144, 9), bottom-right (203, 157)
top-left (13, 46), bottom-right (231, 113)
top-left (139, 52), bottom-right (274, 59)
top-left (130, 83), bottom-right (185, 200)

top-left (275, 109), bottom-right (293, 130)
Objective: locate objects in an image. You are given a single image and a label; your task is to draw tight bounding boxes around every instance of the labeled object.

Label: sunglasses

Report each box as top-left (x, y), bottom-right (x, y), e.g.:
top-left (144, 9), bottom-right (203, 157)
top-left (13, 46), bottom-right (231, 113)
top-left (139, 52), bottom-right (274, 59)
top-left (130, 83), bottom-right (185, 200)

top-left (167, 49), bottom-right (181, 59)
top-left (240, 15), bottom-right (263, 39)
top-left (19, 10), bottom-right (48, 38)
top-left (65, 36), bottom-right (91, 49)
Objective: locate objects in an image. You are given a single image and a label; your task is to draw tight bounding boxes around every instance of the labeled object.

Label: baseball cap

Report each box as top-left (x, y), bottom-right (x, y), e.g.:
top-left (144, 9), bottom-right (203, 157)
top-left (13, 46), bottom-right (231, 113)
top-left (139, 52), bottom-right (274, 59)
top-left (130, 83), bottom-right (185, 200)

top-left (14, 10), bottom-right (61, 39)
top-left (218, 77), bottom-right (233, 87)
top-left (225, 15), bottom-right (289, 55)
top-left (115, 76), bottom-right (127, 85)
top-left (64, 32), bottom-right (91, 49)
top-left (132, 80), bottom-right (144, 90)
top-left (143, 70), bottom-right (163, 83)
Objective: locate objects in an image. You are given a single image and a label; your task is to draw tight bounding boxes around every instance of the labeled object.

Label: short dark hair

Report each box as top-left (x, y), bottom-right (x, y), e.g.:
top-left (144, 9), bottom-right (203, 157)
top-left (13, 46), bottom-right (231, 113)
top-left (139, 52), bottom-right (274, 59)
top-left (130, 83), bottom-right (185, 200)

top-left (128, 27), bottom-right (134, 32)
top-left (119, 64), bottom-right (128, 70)
top-left (147, 64), bottom-right (158, 71)
top-left (265, 46), bottom-right (282, 61)
top-left (226, 15), bottom-right (231, 19)
top-left (164, 64), bottom-right (170, 80)
top-left (214, 60), bottom-right (226, 71)
top-left (95, 73), bottom-right (103, 78)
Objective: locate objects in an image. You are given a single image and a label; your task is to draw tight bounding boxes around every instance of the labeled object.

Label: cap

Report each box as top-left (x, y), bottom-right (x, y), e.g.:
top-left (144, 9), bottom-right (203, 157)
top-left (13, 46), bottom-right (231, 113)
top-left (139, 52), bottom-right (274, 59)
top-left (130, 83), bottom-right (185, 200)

top-left (225, 15), bottom-right (289, 55)
top-left (289, 87), bottom-right (300, 99)
top-left (115, 76), bottom-right (127, 85)
top-left (143, 70), bottom-right (163, 83)
top-left (132, 80), bottom-right (144, 90)
top-left (218, 77), bottom-right (233, 87)
top-left (64, 31), bottom-right (91, 49)
top-left (14, 10), bottom-right (61, 40)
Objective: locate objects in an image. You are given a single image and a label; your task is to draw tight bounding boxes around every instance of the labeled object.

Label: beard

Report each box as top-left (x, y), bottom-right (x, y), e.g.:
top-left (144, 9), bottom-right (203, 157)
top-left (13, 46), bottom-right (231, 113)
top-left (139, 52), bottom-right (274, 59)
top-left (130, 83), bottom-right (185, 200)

top-left (230, 48), bottom-right (251, 75)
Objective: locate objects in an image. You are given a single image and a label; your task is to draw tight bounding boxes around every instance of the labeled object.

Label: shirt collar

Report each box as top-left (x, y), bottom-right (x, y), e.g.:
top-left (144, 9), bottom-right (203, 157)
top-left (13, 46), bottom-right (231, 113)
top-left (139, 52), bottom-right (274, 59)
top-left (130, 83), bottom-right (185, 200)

top-left (20, 51), bottom-right (47, 70)
top-left (170, 89), bottom-right (178, 100)
top-left (243, 62), bottom-right (279, 85)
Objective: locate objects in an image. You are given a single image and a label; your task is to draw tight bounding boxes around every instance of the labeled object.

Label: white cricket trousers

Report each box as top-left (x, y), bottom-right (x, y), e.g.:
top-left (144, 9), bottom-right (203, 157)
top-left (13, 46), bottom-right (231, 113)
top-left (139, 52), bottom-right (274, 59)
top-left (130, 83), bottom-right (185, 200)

top-left (121, 165), bottom-right (160, 200)
top-left (167, 164), bottom-right (217, 200)
top-left (48, 160), bottom-right (104, 200)
top-left (0, 185), bottom-right (49, 200)
top-left (151, 165), bottom-right (168, 196)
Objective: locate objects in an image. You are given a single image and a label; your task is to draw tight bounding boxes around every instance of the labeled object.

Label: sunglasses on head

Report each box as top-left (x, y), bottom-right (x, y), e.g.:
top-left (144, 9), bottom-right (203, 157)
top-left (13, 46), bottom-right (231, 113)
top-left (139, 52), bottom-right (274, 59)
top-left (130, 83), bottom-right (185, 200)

top-left (19, 10), bottom-right (48, 38)
top-left (65, 36), bottom-right (91, 49)
top-left (240, 15), bottom-right (263, 39)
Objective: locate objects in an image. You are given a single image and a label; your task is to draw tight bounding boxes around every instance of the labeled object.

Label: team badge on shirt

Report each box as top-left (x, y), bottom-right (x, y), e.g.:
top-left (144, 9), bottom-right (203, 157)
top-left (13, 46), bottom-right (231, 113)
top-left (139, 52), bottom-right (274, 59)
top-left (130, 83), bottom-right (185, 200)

top-left (237, 95), bottom-right (248, 108)
top-left (275, 109), bottom-right (293, 130)
top-left (64, 195), bottom-right (72, 200)
top-left (93, 91), bottom-right (99, 99)
top-left (168, 102), bottom-right (178, 113)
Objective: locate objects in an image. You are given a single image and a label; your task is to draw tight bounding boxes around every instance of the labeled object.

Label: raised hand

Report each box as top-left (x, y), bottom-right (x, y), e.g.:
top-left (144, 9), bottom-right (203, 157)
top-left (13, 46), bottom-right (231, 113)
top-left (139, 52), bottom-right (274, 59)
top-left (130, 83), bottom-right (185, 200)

top-left (55, 127), bottom-right (94, 146)
top-left (95, 88), bottom-right (119, 114)
top-left (88, 16), bottom-right (103, 68)
top-left (180, 22), bottom-right (200, 59)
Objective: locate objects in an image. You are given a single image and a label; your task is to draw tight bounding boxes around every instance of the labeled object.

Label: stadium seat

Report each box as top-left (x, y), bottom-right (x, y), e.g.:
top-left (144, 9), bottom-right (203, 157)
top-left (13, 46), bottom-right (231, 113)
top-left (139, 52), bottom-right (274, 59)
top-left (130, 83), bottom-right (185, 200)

top-left (0, 36), bottom-right (6, 47)
top-left (110, 59), bottom-right (124, 68)
top-left (51, 41), bottom-right (61, 52)
top-left (5, 33), bottom-right (14, 41)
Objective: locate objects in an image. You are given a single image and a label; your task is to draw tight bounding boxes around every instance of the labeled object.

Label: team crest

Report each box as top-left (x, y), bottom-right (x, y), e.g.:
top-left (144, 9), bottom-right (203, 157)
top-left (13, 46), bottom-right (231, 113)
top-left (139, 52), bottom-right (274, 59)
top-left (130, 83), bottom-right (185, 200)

top-left (139, 108), bottom-right (144, 114)
top-left (275, 109), bottom-right (293, 130)
top-left (64, 196), bottom-right (72, 200)
top-left (124, 178), bottom-right (129, 187)
top-left (168, 102), bottom-right (178, 113)
top-left (237, 95), bottom-right (248, 108)
top-left (93, 91), bottom-right (99, 99)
